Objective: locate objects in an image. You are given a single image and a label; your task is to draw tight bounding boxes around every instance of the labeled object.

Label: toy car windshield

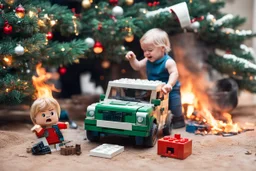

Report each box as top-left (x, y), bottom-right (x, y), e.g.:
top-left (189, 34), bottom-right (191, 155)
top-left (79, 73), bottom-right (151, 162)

top-left (108, 87), bottom-right (151, 103)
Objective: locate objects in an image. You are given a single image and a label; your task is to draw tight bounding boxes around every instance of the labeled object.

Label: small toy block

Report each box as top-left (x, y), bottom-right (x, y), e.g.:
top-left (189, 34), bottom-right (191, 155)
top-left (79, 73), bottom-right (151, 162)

top-left (75, 144), bottom-right (82, 155)
top-left (60, 144), bottom-right (82, 156)
top-left (89, 144), bottom-right (124, 159)
top-left (157, 134), bottom-right (192, 160)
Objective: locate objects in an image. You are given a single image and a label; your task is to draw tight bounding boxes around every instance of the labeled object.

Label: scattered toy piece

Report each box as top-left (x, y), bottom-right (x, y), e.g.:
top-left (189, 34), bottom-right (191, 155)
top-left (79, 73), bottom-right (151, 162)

top-left (75, 144), bottom-right (82, 155)
top-left (60, 144), bottom-right (82, 156)
top-left (245, 151), bottom-right (252, 155)
top-left (242, 128), bottom-right (254, 132)
top-left (26, 147), bottom-right (32, 153)
top-left (222, 132), bottom-right (238, 137)
top-left (89, 144), bottom-right (124, 159)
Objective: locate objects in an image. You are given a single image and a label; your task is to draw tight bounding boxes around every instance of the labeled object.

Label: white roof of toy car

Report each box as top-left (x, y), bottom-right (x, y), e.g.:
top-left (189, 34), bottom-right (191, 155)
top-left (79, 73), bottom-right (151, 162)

top-left (108, 78), bottom-right (165, 90)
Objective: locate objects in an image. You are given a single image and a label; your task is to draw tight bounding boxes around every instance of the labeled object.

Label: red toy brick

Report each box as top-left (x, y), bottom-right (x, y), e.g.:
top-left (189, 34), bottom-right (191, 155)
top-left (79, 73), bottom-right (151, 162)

top-left (157, 134), bottom-right (192, 159)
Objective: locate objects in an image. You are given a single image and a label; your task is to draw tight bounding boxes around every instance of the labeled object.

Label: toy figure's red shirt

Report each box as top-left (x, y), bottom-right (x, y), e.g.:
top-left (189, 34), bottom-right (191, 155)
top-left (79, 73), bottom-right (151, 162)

top-left (35, 122), bottom-right (67, 145)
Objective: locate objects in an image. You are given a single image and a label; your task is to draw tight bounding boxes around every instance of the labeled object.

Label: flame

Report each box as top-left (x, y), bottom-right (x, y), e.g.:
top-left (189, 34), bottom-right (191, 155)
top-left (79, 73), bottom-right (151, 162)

top-left (32, 63), bottom-right (60, 98)
top-left (181, 85), bottom-right (242, 134)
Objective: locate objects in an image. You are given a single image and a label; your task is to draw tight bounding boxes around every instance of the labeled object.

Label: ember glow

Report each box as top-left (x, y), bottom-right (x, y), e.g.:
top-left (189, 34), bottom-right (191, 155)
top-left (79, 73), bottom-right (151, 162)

top-left (181, 83), bottom-right (242, 135)
top-left (32, 63), bottom-right (60, 98)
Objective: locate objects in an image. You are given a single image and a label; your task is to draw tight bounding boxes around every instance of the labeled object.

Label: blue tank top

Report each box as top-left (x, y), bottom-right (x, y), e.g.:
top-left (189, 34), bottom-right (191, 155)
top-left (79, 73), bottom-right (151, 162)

top-left (146, 54), bottom-right (180, 89)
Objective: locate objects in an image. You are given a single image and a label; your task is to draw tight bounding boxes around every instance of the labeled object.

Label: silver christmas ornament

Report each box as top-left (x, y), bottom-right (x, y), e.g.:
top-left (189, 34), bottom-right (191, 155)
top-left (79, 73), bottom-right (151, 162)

top-left (14, 44), bottom-right (25, 55)
top-left (190, 21), bottom-right (200, 29)
top-left (85, 37), bottom-right (95, 48)
top-left (206, 14), bottom-right (215, 22)
top-left (112, 6), bottom-right (123, 16)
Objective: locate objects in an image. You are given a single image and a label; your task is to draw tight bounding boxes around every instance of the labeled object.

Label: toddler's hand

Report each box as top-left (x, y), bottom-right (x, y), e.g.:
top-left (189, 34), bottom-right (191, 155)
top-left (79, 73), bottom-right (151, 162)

top-left (65, 122), bottom-right (69, 128)
top-left (125, 51), bottom-right (136, 61)
top-left (161, 84), bottom-right (173, 94)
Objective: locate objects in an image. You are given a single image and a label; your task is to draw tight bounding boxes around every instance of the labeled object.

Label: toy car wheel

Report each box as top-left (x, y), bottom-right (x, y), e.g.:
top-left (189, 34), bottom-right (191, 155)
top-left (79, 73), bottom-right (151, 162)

top-left (86, 130), bottom-right (100, 142)
top-left (162, 113), bottom-right (173, 136)
top-left (144, 122), bottom-right (158, 147)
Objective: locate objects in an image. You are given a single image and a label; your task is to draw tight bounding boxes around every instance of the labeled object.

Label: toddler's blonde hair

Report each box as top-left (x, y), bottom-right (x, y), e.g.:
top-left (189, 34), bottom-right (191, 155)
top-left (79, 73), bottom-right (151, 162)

top-left (30, 97), bottom-right (61, 124)
top-left (140, 28), bottom-right (171, 53)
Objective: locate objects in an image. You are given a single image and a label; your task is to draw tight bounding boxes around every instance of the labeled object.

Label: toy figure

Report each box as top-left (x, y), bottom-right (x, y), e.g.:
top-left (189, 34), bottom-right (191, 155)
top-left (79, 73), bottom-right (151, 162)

top-left (125, 28), bottom-right (185, 129)
top-left (30, 97), bottom-right (69, 154)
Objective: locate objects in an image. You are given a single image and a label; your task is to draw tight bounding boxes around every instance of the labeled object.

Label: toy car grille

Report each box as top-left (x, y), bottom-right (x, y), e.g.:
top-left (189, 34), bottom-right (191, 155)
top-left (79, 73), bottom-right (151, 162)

top-left (101, 111), bottom-right (125, 122)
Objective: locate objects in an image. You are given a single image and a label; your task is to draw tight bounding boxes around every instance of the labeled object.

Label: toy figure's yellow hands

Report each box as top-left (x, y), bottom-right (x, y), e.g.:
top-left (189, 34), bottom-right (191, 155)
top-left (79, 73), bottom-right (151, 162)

top-left (125, 51), bottom-right (136, 60)
top-left (31, 124), bottom-right (42, 133)
top-left (161, 84), bottom-right (173, 94)
top-left (65, 122), bottom-right (69, 128)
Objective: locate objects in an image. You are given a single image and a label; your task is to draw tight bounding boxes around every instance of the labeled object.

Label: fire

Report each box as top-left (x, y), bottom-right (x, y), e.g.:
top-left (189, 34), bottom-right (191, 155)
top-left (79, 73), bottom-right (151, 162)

top-left (181, 84), bottom-right (242, 135)
top-left (32, 63), bottom-right (60, 98)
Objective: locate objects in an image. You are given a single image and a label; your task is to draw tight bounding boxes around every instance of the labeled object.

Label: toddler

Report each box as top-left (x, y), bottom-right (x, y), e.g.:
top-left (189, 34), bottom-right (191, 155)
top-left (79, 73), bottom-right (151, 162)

top-left (125, 28), bottom-right (185, 129)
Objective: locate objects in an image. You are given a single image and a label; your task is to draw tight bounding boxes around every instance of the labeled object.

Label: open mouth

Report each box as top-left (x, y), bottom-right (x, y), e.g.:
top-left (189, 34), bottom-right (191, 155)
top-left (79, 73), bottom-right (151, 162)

top-left (46, 118), bottom-right (52, 122)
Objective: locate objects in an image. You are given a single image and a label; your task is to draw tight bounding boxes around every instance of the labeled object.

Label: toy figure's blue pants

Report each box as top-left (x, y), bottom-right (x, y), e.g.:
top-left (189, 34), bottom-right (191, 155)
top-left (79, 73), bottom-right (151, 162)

top-left (169, 87), bottom-right (182, 117)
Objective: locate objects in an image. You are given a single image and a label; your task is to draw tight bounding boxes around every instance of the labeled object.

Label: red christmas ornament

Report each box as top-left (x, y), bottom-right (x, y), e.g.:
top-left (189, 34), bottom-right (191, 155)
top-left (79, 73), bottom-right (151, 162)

top-left (191, 16), bottom-right (205, 23)
top-left (46, 32), bottom-right (53, 40)
top-left (59, 67), bottom-right (67, 75)
top-left (0, 3), bottom-right (4, 9)
top-left (226, 49), bottom-right (232, 54)
top-left (15, 4), bottom-right (25, 18)
top-left (97, 23), bottom-right (102, 30)
top-left (148, 1), bottom-right (160, 7)
top-left (3, 22), bottom-right (12, 34)
top-left (71, 8), bottom-right (81, 18)
top-left (93, 41), bottom-right (103, 54)
top-left (109, 0), bottom-right (118, 5)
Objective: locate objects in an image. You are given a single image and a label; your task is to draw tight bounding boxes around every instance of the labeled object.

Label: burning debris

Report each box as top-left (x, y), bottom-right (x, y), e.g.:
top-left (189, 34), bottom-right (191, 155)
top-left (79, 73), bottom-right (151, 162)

top-left (183, 99), bottom-right (254, 136)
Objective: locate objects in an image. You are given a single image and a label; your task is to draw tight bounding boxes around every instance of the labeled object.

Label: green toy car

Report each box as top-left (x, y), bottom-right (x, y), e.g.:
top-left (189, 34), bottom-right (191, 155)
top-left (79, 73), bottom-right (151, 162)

top-left (84, 78), bottom-right (172, 147)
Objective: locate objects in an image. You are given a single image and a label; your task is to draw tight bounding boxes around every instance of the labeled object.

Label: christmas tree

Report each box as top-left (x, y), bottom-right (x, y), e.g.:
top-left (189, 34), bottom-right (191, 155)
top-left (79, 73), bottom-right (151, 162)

top-left (79, 0), bottom-right (256, 94)
top-left (1, 0), bottom-right (256, 105)
top-left (0, 0), bottom-right (87, 105)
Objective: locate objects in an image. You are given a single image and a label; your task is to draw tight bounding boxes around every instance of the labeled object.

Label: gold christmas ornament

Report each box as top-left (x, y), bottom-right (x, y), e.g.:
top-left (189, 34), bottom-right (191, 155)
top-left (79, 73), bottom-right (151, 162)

top-left (74, 59), bottom-right (80, 64)
top-left (4, 0), bottom-right (15, 5)
top-left (121, 69), bottom-right (126, 74)
top-left (101, 60), bottom-right (110, 69)
top-left (126, 0), bottom-right (134, 6)
top-left (3, 55), bottom-right (12, 66)
top-left (38, 19), bottom-right (46, 27)
top-left (125, 34), bottom-right (134, 42)
top-left (28, 11), bottom-right (37, 18)
top-left (82, 0), bottom-right (91, 9)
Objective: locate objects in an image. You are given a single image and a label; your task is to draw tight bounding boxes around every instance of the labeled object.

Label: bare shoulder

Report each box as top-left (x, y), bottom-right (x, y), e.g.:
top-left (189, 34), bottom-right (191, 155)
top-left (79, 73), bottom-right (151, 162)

top-left (165, 58), bottom-right (177, 68)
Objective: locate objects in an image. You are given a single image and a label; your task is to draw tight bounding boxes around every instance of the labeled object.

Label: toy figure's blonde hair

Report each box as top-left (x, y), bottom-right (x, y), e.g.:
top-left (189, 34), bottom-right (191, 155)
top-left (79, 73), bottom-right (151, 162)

top-left (30, 97), bottom-right (61, 124)
top-left (140, 28), bottom-right (171, 53)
